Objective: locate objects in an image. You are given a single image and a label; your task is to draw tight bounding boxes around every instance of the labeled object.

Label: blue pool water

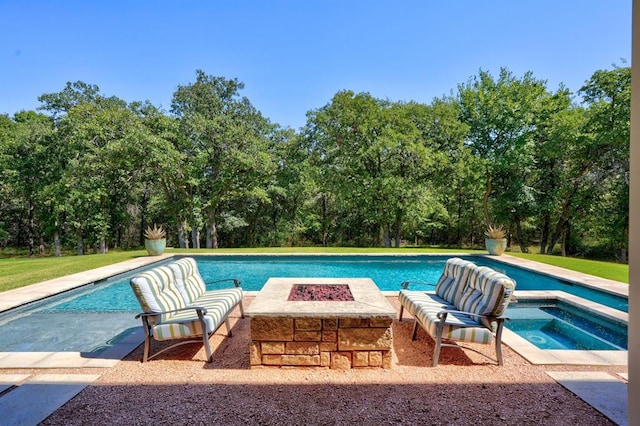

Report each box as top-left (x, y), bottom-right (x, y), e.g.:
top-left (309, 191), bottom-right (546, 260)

top-left (0, 255), bottom-right (628, 353)
top-left (196, 255), bottom-right (628, 312)
top-left (0, 266), bottom-right (150, 352)
top-left (506, 299), bottom-right (627, 350)
top-left (198, 255), bottom-right (445, 292)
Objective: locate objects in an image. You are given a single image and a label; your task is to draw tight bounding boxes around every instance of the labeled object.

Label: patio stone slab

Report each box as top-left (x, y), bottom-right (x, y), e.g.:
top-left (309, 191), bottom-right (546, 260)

top-left (0, 374), bottom-right (30, 394)
top-left (547, 371), bottom-right (627, 426)
top-left (0, 374), bottom-right (100, 425)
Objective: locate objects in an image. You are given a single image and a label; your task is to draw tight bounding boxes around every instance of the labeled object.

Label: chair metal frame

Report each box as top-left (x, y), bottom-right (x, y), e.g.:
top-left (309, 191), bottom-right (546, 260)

top-left (399, 280), bottom-right (510, 367)
top-left (409, 309), bottom-right (508, 367)
top-left (134, 278), bottom-right (244, 363)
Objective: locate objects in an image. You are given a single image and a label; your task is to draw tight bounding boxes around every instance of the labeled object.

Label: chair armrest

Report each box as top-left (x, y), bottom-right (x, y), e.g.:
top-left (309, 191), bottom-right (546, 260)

top-left (401, 280), bottom-right (436, 290)
top-left (206, 278), bottom-right (242, 288)
top-left (436, 309), bottom-right (509, 323)
top-left (135, 305), bottom-right (208, 319)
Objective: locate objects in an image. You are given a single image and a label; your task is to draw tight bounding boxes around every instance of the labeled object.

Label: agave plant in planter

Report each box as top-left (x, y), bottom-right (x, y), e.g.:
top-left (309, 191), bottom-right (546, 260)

top-left (484, 225), bottom-right (507, 256)
top-left (144, 224), bottom-right (166, 256)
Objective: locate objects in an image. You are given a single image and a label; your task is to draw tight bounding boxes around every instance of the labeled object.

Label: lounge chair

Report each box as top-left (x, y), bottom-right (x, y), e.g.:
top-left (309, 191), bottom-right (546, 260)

top-left (398, 257), bottom-right (516, 366)
top-left (130, 257), bottom-right (244, 363)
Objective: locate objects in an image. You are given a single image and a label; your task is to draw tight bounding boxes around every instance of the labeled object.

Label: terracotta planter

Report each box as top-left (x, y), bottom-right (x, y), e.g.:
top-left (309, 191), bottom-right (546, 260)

top-left (145, 238), bottom-right (166, 256)
top-left (485, 238), bottom-right (507, 256)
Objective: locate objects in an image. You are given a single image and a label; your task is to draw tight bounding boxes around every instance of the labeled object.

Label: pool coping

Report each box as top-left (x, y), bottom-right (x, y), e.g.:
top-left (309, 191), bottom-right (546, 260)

top-left (0, 252), bottom-right (628, 368)
top-left (0, 254), bottom-right (174, 313)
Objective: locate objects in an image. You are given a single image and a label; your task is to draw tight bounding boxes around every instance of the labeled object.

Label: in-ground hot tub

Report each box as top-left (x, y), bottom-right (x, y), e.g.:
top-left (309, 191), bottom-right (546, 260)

top-left (245, 277), bottom-right (396, 369)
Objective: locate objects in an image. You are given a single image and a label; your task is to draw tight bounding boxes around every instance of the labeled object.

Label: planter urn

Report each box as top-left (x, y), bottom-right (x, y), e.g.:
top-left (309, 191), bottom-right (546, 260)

top-left (485, 238), bottom-right (507, 256)
top-left (145, 238), bottom-right (166, 256)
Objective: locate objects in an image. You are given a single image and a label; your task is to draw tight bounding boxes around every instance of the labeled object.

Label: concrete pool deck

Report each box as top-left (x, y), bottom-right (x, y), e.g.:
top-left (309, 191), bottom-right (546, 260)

top-left (0, 253), bottom-right (630, 424)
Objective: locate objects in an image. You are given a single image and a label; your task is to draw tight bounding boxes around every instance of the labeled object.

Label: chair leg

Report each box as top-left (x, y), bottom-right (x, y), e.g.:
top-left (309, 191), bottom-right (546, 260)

top-left (238, 300), bottom-right (245, 319)
top-left (225, 317), bottom-right (233, 337)
top-left (432, 320), bottom-right (447, 367)
top-left (202, 332), bottom-right (213, 363)
top-left (494, 319), bottom-right (505, 366)
top-left (411, 320), bottom-right (419, 340)
top-left (139, 317), bottom-right (153, 363)
top-left (142, 333), bottom-right (151, 363)
top-left (432, 339), bottom-right (441, 367)
top-left (196, 310), bottom-right (214, 363)
top-left (398, 305), bottom-right (404, 320)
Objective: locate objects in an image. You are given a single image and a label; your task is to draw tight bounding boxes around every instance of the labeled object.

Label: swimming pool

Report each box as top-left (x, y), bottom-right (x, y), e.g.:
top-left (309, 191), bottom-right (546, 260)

top-left (0, 266), bottom-right (147, 353)
top-left (197, 255), bottom-right (628, 312)
top-left (199, 255), bottom-right (445, 291)
top-left (506, 299), bottom-right (627, 350)
top-left (0, 254), bottom-right (628, 355)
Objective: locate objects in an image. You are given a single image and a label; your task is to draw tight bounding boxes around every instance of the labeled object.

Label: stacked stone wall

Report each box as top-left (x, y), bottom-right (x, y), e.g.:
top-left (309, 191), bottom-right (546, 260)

top-left (250, 316), bottom-right (393, 369)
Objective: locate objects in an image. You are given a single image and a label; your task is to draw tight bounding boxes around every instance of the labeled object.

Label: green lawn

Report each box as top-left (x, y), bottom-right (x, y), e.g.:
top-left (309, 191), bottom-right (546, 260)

top-left (0, 250), bottom-right (149, 292)
top-left (0, 247), bottom-right (628, 293)
top-left (506, 252), bottom-right (629, 283)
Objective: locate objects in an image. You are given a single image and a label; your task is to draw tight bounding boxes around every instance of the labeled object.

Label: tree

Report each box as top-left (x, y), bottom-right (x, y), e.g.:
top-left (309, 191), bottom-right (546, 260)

top-left (532, 105), bottom-right (586, 254)
top-left (171, 70), bottom-right (274, 248)
top-left (38, 83), bottom-right (158, 254)
top-left (577, 65), bottom-right (630, 260)
top-left (403, 98), bottom-right (473, 246)
top-left (38, 81), bottom-right (101, 120)
top-left (458, 68), bottom-right (558, 252)
top-left (242, 127), bottom-right (309, 247)
top-left (5, 111), bottom-right (55, 255)
top-left (305, 91), bottom-right (440, 247)
top-left (130, 102), bottom-right (185, 247)
top-left (0, 114), bottom-right (20, 247)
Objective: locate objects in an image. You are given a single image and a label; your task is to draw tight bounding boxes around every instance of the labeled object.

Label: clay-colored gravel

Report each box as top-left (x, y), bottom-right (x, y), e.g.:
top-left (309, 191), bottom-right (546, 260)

top-left (35, 297), bottom-right (621, 425)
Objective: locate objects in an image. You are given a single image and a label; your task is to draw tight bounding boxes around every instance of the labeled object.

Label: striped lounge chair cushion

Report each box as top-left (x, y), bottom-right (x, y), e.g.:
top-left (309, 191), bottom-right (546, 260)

top-left (168, 257), bottom-right (206, 304)
top-left (423, 311), bottom-right (493, 344)
top-left (130, 266), bottom-right (185, 324)
top-left (196, 288), bottom-right (243, 313)
top-left (398, 290), bottom-right (452, 318)
top-left (400, 289), bottom-right (491, 343)
top-left (435, 257), bottom-right (475, 305)
top-left (152, 288), bottom-right (243, 340)
top-left (457, 266), bottom-right (516, 328)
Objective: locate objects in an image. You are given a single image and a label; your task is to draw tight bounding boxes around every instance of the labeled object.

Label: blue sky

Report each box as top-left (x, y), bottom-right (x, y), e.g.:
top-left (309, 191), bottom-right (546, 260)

top-left (0, 1), bottom-right (631, 129)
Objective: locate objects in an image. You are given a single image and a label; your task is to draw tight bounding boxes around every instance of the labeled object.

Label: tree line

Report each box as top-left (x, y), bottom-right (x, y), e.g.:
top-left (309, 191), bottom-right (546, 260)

top-left (0, 65), bottom-right (630, 261)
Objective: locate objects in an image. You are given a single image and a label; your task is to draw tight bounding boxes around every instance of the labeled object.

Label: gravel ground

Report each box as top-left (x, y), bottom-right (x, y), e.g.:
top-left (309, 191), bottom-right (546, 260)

top-left (33, 297), bottom-right (621, 425)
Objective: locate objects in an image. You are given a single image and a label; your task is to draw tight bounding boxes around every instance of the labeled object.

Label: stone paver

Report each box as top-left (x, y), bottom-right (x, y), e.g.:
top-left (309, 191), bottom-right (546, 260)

top-left (547, 371), bottom-right (628, 426)
top-left (0, 374), bottom-right (30, 394)
top-left (0, 374), bottom-right (100, 425)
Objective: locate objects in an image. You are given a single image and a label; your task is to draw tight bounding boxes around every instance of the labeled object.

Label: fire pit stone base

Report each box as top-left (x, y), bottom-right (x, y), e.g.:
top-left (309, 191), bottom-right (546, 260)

top-left (250, 316), bottom-right (393, 369)
top-left (246, 278), bottom-right (396, 370)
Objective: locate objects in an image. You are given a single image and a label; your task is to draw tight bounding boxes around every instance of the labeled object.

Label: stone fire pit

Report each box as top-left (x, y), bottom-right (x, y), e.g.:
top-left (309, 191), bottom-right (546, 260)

top-left (245, 277), bottom-right (396, 369)
top-left (288, 284), bottom-right (354, 301)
